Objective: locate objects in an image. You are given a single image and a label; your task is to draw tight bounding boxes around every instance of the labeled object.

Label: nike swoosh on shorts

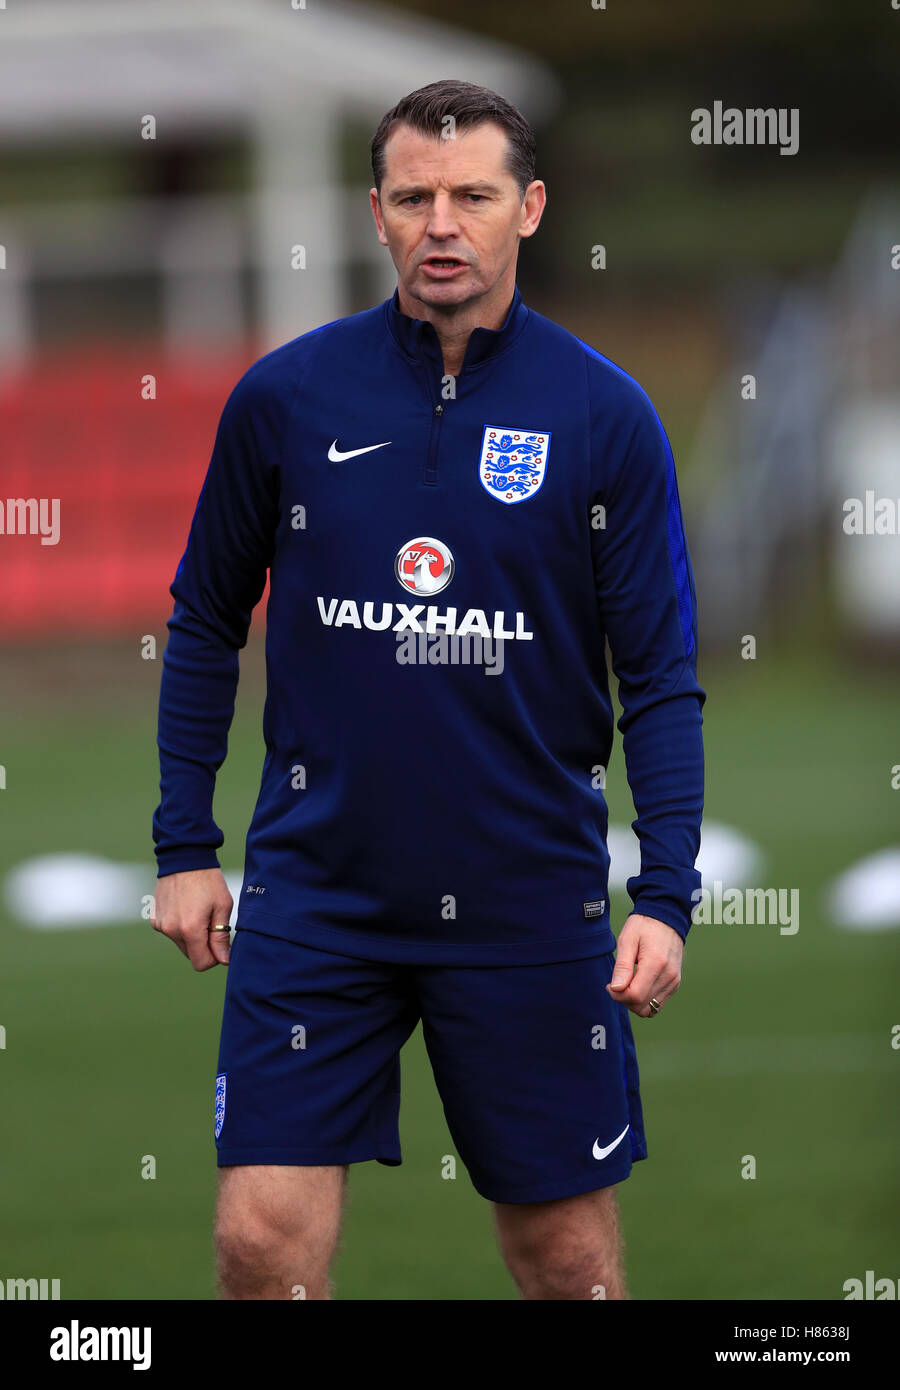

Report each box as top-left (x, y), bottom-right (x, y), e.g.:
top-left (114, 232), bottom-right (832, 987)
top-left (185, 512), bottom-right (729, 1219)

top-left (592, 1124), bottom-right (630, 1161)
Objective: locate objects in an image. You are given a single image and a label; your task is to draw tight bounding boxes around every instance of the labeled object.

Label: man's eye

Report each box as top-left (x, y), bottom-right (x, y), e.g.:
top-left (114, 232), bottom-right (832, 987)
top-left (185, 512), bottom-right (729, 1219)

top-left (403, 196), bottom-right (423, 206)
top-left (467, 194), bottom-right (485, 203)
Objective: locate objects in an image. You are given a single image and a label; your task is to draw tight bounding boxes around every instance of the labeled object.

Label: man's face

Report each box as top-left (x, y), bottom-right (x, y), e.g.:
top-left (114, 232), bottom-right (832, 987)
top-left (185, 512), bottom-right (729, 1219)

top-left (370, 121), bottom-right (544, 310)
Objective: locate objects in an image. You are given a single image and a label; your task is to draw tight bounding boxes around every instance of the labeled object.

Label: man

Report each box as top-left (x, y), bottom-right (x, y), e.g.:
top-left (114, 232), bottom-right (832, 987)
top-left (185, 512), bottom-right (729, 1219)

top-left (151, 79), bottom-right (705, 1301)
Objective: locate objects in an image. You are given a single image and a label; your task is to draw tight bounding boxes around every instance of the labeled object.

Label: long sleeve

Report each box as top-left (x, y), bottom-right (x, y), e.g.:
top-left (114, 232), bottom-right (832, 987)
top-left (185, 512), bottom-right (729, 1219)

top-left (591, 388), bottom-right (706, 941)
top-left (152, 365), bottom-right (285, 877)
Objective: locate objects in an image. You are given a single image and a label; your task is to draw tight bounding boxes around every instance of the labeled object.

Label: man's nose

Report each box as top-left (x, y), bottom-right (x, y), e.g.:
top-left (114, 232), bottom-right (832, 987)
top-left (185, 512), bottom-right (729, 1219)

top-left (426, 191), bottom-right (460, 238)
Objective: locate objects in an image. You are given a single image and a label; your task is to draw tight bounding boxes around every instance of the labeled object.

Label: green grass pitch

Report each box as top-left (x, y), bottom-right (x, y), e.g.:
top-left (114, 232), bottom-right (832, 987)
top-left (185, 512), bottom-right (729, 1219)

top-left (0, 642), bottom-right (897, 1299)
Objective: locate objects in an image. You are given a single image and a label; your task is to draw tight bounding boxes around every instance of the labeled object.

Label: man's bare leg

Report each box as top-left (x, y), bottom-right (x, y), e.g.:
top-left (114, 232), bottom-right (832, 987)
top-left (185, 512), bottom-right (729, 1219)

top-left (492, 1184), bottom-right (627, 1300)
top-left (214, 1164), bottom-right (348, 1300)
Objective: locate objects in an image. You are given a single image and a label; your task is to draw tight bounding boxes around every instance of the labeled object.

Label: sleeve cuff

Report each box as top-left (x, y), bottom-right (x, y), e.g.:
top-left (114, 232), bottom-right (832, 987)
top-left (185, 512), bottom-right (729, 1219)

top-left (626, 896), bottom-right (692, 942)
top-left (155, 847), bottom-right (222, 878)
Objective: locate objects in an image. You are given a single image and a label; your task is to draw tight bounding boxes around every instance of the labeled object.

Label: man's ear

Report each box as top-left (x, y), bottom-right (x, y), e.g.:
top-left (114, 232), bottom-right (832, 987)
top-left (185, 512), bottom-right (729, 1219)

top-left (518, 179), bottom-right (546, 241)
top-left (369, 187), bottom-right (389, 247)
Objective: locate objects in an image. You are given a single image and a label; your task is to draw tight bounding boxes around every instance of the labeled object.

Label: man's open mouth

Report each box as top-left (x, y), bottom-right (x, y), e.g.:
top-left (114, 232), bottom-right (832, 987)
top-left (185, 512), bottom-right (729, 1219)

top-left (423, 257), bottom-right (467, 269)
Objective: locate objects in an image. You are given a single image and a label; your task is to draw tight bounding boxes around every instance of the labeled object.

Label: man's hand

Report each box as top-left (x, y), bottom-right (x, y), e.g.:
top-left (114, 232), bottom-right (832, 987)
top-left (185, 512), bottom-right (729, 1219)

top-left (605, 913), bottom-right (683, 1017)
top-left (150, 868), bottom-right (234, 971)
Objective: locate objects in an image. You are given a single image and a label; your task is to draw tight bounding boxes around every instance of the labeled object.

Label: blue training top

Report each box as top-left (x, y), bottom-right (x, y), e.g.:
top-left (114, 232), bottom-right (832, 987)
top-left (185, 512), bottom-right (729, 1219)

top-left (153, 284), bottom-right (706, 965)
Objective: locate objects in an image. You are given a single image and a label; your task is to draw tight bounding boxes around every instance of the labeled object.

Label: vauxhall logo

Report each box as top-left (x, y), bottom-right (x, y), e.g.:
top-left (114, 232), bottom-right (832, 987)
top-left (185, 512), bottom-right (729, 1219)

top-left (316, 536), bottom-right (534, 640)
top-left (395, 537), bottom-right (454, 595)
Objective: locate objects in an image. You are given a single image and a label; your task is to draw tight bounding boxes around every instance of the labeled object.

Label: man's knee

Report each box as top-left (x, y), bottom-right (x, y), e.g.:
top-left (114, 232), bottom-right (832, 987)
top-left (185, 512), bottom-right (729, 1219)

top-left (214, 1165), bottom-right (345, 1297)
top-left (492, 1185), bottom-right (625, 1299)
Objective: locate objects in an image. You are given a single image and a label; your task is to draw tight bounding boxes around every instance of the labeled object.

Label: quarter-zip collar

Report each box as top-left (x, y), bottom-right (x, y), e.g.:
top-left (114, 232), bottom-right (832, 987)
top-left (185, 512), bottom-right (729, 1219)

top-left (385, 283), bottom-right (529, 371)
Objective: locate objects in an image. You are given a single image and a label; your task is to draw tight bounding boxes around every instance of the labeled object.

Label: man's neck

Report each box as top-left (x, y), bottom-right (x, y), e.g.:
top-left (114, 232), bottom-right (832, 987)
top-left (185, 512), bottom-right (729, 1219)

top-left (396, 277), bottom-right (515, 378)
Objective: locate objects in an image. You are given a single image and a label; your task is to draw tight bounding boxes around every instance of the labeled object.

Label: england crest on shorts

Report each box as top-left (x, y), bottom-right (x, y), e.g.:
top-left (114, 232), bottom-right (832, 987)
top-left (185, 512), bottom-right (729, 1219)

top-left (214, 1072), bottom-right (227, 1139)
top-left (478, 425), bottom-right (550, 505)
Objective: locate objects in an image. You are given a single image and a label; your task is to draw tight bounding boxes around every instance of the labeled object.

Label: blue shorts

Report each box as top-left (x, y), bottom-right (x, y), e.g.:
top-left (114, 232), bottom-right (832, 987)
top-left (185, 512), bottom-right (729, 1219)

top-left (214, 925), bottom-right (647, 1204)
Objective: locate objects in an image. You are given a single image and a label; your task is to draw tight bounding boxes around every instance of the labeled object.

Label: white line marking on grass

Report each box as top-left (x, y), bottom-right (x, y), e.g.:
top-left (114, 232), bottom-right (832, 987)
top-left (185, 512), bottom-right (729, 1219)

top-left (638, 1033), bottom-right (893, 1080)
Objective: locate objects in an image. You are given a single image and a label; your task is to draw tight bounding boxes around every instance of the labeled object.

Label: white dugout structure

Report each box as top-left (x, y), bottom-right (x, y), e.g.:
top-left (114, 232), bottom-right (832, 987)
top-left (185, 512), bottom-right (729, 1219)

top-left (0, 0), bottom-right (558, 366)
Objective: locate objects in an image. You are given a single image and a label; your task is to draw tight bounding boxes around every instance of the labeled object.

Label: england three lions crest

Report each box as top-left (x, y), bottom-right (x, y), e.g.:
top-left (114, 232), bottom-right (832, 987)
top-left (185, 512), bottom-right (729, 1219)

top-left (478, 426), bottom-right (550, 505)
top-left (214, 1073), bottom-right (227, 1140)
